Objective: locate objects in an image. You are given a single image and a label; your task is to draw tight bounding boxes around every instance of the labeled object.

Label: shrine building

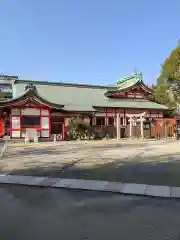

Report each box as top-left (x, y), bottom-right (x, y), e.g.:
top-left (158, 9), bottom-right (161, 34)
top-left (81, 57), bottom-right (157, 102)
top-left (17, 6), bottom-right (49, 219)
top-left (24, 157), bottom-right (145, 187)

top-left (0, 72), bottom-right (169, 139)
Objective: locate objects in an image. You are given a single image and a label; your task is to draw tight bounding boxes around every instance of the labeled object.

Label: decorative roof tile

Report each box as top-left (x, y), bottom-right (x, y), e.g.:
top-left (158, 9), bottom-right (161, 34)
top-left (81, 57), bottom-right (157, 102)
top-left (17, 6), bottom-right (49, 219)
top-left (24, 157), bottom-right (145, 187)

top-left (116, 72), bottom-right (143, 91)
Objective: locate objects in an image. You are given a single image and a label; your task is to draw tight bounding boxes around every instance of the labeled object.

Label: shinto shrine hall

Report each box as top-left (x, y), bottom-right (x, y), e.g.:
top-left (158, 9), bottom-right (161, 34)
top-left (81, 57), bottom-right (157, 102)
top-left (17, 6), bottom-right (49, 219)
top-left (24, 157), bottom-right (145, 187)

top-left (0, 72), bottom-right (169, 139)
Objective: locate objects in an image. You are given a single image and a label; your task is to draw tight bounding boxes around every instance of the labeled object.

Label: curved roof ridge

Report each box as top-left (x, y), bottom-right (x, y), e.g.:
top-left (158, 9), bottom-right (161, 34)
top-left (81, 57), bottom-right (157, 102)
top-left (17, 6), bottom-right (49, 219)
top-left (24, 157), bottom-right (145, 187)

top-left (116, 75), bottom-right (134, 85)
top-left (117, 72), bottom-right (143, 85)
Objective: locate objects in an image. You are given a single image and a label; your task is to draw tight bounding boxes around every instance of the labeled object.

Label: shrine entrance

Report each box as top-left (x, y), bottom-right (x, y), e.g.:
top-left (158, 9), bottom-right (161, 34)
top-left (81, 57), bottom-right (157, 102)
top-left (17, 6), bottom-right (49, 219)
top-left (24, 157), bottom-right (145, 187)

top-left (50, 115), bottom-right (65, 140)
top-left (120, 127), bottom-right (126, 138)
top-left (126, 112), bottom-right (146, 139)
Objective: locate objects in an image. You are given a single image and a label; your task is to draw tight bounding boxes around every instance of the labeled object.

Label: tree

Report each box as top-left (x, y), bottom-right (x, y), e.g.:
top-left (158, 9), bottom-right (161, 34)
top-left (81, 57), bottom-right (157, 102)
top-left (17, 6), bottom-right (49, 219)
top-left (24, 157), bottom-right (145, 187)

top-left (151, 84), bottom-right (175, 107)
top-left (66, 117), bottom-right (89, 140)
top-left (158, 41), bottom-right (180, 85)
top-left (151, 84), bottom-right (176, 117)
top-left (152, 40), bottom-right (180, 110)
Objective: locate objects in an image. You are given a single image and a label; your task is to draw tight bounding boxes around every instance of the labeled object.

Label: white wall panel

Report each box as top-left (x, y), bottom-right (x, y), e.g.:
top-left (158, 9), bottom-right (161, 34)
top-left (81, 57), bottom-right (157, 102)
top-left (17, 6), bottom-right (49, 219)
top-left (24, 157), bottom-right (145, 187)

top-left (41, 109), bottom-right (49, 116)
top-left (41, 130), bottom-right (49, 137)
top-left (41, 117), bottom-right (49, 129)
top-left (21, 108), bottom-right (40, 115)
top-left (95, 113), bottom-right (106, 117)
top-left (12, 116), bottom-right (20, 129)
top-left (12, 130), bottom-right (20, 138)
top-left (11, 108), bottom-right (20, 116)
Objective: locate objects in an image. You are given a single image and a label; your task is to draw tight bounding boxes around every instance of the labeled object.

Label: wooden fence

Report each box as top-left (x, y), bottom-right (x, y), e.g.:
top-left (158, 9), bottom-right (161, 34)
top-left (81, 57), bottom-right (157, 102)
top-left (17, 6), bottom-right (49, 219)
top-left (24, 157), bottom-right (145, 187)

top-left (150, 118), bottom-right (175, 139)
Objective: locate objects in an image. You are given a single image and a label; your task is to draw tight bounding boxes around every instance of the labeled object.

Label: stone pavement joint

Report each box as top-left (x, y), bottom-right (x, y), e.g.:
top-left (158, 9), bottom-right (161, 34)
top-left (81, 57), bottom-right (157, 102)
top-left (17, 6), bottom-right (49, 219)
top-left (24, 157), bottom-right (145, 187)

top-left (0, 174), bottom-right (179, 198)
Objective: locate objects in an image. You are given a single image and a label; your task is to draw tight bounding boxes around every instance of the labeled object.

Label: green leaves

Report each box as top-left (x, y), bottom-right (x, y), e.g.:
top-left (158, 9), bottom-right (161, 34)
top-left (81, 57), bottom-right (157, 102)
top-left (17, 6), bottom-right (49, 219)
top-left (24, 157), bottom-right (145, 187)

top-left (152, 84), bottom-right (169, 104)
top-left (154, 41), bottom-right (180, 107)
top-left (67, 117), bottom-right (89, 140)
top-left (151, 84), bottom-right (176, 109)
top-left (158, 43), bottom-right (180, 84)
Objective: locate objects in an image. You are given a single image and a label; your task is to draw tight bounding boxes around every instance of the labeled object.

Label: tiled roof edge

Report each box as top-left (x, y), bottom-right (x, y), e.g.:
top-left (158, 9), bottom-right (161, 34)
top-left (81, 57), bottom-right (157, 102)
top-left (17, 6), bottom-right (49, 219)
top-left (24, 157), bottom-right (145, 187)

top-left (14, 79), bottom-right (116, 90)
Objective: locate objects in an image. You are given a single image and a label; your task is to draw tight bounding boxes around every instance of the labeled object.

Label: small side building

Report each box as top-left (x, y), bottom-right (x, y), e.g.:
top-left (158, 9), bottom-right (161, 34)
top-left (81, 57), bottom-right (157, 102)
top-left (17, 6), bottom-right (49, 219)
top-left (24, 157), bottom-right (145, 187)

top-left (0, 73), bottom-right (169, 139)
top-left (0, 74), bottom-right (16, 100)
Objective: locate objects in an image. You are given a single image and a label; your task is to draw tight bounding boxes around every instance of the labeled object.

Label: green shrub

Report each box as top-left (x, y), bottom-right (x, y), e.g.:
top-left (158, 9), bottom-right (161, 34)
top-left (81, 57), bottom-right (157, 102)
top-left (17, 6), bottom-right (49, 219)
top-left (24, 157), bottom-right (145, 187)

top-left (67, 117), bottom-right (89, 140)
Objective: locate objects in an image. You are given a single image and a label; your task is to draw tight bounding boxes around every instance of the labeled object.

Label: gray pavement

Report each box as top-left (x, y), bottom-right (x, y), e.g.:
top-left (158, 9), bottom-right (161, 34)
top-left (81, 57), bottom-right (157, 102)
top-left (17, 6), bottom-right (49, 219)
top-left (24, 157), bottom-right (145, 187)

top-left (0, 184), bottom-right (180, 239)
top-left (2, 139), bottom-right (180, 186)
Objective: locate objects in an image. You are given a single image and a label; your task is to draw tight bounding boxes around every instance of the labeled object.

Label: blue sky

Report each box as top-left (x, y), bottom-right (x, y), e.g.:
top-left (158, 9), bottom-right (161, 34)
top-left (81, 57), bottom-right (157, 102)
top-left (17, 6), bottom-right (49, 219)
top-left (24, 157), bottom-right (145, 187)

top-left (0, 0), bottom-right (179, 85)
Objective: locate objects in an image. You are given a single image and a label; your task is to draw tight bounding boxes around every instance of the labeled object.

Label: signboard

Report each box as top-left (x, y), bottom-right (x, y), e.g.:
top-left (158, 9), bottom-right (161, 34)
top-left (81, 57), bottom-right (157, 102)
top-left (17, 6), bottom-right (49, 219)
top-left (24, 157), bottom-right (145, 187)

top-left (26, 128), bottom-right (38, 140)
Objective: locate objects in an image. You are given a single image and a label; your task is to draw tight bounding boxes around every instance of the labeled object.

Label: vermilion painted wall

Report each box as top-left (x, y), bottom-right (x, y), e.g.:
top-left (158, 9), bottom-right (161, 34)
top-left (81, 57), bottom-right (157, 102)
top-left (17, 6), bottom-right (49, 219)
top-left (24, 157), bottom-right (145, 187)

top-left (0, 119), bottom-right (4, 137)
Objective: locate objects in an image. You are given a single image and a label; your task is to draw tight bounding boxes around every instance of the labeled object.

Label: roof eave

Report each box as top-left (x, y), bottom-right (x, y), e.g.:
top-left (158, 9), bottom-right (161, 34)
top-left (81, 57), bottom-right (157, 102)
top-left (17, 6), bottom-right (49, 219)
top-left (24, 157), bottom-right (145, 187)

top-left (93, 105), bottom-right (169, 110)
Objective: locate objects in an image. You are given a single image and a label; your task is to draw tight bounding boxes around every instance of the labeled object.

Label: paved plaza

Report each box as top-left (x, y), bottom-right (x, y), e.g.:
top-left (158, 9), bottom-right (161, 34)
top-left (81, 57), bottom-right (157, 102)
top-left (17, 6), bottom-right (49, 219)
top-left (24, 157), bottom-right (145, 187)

top-left (1, 139), bottom-right (180, 186)
top-left (0, 184), bottom-right (180, 240)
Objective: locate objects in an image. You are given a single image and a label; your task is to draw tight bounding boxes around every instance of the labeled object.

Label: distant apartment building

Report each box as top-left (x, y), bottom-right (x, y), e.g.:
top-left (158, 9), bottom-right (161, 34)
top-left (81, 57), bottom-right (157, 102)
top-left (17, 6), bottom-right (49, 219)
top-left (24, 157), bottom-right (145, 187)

top-left (0, 75), bottom-right (18, 100)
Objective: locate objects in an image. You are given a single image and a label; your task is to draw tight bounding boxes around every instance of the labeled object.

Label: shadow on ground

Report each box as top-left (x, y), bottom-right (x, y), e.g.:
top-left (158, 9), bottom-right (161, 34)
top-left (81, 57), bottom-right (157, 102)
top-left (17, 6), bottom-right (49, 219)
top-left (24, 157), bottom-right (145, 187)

top-left (3, 142), bottom-right (152, 158)
top-left (2, 152), bottom-right (180, 186)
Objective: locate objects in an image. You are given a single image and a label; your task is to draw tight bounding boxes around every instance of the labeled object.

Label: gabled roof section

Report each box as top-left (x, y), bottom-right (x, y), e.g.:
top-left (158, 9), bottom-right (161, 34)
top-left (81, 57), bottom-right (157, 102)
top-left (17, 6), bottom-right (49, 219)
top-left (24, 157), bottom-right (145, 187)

top-left (105, 72), bottom-right (152, 98)
top-left (0, 83), bottom-right (64, 108)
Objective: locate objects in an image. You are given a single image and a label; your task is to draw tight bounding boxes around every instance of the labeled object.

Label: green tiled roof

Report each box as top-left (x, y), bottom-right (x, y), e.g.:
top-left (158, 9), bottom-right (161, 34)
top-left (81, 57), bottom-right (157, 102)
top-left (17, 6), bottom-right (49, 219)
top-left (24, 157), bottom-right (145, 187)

top-left (116, 72), bottom-right (143, 91)
top-left (13, 81), bottom-right (111, 111)
top-left (94, 98), bottom-right (169, 109)
top-left (64, 104), bottom-right (95, 112)
top-left (12, 80), bottom-right (169, 111)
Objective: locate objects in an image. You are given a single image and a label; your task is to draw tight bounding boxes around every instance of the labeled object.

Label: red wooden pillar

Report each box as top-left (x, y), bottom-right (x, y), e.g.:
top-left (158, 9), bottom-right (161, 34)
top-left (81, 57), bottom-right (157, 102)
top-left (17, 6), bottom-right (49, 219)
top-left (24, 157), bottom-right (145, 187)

top-left (48, 109), bottom-right (51, 138)
top-left (0, 119), bottom-right (4, 137)
top-left (105, 108), bottom-right (107, 125)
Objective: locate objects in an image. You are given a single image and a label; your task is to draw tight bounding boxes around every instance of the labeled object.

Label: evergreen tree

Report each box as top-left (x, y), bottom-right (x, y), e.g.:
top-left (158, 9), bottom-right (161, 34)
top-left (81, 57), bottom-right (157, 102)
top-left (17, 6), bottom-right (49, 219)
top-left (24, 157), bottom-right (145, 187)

top-left (151, 84), bottom-right (175, 107)
top-left (152, 40), bottom-right (180, 108)
top-left (158, 41), bottom-right (180, 85)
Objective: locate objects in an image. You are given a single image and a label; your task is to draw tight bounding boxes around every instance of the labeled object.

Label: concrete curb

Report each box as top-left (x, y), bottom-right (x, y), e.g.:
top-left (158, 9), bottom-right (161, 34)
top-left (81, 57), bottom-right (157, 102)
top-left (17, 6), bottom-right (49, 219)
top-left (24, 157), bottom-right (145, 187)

top-left (0, 174), bottom-right (179, 198)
